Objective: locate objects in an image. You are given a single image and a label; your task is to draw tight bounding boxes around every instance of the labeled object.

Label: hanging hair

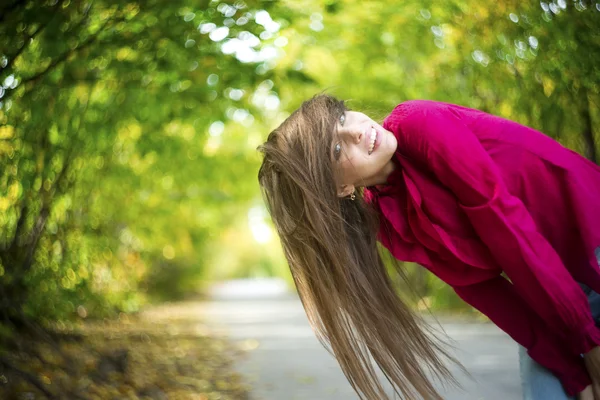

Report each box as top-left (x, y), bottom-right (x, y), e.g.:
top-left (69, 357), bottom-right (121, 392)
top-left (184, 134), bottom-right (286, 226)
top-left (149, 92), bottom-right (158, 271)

top-left (257, 94), bottom-right (464, 399)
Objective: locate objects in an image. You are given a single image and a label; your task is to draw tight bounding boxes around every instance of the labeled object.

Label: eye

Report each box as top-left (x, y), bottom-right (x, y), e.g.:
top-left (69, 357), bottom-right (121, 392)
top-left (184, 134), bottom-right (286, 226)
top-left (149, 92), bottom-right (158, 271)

top-left (333, 142), bottom-right (342, 160)
top-left (339, 113), bottom-right (345, 126)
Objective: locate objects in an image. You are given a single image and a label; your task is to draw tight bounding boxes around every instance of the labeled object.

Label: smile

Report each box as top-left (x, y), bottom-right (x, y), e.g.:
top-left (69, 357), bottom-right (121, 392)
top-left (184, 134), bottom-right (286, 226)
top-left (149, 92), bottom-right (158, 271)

top-left (368, 127), bottom-right (377, 154)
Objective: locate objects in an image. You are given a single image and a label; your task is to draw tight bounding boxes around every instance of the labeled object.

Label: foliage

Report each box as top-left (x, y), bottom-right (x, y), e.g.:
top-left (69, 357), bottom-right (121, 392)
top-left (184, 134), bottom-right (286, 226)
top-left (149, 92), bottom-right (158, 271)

top-left (0, 0), bottom-right (290, 324)
top-left (0, 0), bottom-right (599, 330)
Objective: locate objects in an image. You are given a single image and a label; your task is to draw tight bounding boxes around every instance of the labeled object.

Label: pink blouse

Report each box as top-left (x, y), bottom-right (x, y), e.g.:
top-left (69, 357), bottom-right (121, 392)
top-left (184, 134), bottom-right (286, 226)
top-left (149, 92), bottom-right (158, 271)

top-left (364, 100), bottom-right (600, 395)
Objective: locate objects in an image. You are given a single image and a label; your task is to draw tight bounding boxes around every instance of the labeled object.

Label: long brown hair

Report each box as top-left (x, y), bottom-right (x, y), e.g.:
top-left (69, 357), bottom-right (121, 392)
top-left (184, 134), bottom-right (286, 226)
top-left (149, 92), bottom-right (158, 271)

top-left (257, 94), bottom-right (463, 399)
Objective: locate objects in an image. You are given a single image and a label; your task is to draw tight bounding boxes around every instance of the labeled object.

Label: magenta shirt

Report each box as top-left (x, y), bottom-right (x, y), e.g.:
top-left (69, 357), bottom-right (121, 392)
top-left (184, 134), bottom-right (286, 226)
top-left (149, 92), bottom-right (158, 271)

top-left (364, 100), bottom-right (600, 395)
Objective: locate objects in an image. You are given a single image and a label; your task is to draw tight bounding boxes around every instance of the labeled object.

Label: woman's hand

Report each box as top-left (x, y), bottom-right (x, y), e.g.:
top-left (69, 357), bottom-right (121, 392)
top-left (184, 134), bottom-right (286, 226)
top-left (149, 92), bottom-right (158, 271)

top-left (579, 385), bottom-right (595, 400)
top-left (584, 346), bottom-right (600, 399)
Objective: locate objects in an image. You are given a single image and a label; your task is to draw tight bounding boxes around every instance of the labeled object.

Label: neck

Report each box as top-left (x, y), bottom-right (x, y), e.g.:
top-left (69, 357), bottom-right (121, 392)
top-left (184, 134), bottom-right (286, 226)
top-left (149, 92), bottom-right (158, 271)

top-left (364, 158), bottom-right (397, 187)
top-left (375, 158), bottom-right (396, 185)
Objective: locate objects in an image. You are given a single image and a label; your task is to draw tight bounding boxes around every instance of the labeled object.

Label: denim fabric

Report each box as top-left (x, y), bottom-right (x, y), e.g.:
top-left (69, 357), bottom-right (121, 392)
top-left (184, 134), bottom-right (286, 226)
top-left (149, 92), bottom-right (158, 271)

top-left (519, 248), bottom-right (600, 400)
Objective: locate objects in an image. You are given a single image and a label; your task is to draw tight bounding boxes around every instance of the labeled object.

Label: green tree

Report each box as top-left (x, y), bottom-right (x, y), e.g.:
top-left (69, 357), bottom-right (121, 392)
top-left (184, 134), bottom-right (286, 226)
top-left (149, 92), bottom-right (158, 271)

top-left (0, 0), bottom-right (293, 325)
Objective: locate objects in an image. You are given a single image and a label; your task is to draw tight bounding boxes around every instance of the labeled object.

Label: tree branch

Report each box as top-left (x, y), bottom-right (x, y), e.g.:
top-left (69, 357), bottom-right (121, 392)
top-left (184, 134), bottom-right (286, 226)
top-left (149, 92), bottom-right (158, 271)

top-left (6, 204), bottom-right (28, 251)
top-left (21, 207), bottom-right (49, 274)
top-left (0, 2), bottom-right (64, 76)
top-left (20, 15), bottom-right (113, 88)
top-left (18, 81), bottom-right (95, 278)
top-left (581, 88), bottom-right (597, 164)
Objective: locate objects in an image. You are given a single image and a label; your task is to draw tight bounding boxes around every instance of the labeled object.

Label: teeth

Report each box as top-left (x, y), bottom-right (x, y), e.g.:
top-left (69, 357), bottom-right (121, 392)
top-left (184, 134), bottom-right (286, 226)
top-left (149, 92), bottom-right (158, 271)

top-left (368, 127), bottom-right (376, 154)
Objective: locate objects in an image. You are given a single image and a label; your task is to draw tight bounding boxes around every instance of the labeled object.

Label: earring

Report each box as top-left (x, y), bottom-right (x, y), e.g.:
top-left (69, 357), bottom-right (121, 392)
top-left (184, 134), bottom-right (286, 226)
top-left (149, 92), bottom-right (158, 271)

top-left (350, 190), bottom-right (356, 201)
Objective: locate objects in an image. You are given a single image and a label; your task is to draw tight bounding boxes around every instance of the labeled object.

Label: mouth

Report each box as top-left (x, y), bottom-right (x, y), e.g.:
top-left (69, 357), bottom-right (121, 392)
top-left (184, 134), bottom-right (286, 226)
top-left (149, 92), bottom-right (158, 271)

top-left (368, 127), bottom-right (377, 155)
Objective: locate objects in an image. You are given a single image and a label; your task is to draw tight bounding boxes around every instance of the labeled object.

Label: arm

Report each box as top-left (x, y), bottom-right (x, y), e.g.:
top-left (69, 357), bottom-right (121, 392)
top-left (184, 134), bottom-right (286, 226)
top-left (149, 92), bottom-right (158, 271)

top-left (454, 276), bottom-right (591, 396)
top-left (387, 101), bottom-right (600, 356)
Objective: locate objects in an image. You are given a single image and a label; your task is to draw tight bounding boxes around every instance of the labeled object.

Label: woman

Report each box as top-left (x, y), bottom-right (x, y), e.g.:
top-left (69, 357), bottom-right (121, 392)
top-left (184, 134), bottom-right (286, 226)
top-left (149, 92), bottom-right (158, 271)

top-left (257, 94), bottom-right (600, 400)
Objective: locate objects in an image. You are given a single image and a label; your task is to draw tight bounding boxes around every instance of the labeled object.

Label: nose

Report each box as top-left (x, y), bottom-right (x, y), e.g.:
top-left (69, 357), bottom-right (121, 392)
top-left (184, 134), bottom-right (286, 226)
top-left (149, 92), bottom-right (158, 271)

top-left (340, 128), bottom-right (362, 144)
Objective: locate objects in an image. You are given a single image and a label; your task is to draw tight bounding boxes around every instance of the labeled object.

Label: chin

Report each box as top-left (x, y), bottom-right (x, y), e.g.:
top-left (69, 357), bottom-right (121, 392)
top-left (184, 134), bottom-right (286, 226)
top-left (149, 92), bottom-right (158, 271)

top-left (387, 134), bottom-right (398, 153)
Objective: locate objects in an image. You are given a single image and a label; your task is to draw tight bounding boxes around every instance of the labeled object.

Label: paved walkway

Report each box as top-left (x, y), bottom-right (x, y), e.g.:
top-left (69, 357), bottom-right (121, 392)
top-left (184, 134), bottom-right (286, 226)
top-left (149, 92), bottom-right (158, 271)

top-left (200, 279), bottom-right (522, 400)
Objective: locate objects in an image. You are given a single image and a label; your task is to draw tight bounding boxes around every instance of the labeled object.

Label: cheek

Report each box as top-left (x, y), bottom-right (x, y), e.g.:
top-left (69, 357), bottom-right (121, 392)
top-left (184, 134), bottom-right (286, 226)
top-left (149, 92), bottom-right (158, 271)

top-left (341, 148), bottom-right (356, 165)
top-left (340, 159), bottom-right (353, 176)
top-left (337, 155), bottom-right (358, 179)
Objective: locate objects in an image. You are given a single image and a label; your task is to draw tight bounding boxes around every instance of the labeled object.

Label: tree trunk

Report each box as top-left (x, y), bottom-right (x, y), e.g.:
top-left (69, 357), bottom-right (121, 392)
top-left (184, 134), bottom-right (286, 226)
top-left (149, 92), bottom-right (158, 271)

top-left (581, 89), bottom-right (598, 164)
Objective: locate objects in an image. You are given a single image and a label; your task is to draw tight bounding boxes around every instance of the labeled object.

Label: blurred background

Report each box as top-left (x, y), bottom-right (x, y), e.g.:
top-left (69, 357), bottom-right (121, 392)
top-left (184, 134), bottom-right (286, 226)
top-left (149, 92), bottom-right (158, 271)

top-left (0, 0), bottom-right (598, 399)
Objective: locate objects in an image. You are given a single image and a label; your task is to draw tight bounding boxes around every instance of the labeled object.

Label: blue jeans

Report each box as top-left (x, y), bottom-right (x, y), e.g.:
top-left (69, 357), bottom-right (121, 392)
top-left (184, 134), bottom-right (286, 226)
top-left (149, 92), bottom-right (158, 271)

top-left (519, 285), bottom-right (600, 400)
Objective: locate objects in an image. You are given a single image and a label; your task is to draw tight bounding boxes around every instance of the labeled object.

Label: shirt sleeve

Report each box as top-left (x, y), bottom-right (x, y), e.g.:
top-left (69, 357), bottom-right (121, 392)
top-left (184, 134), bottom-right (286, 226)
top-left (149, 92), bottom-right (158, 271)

top-left (386, 100), bottom-right (600, 358)
top-left (453, 276), bottom-right (591, 396)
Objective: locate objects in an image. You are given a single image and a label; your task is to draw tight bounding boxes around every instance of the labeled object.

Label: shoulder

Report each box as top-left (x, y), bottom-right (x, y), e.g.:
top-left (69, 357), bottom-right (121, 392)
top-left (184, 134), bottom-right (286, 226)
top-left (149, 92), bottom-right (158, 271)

top-left (383, 100), bottom-right (453, 132)
top-left (383, 100), bottom-right (481, 156)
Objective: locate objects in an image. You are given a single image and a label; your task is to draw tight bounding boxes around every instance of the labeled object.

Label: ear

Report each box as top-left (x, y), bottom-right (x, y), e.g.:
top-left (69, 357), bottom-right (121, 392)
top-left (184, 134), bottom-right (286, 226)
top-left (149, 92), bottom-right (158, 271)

top-left (337, 184), bottom-right (355, 198)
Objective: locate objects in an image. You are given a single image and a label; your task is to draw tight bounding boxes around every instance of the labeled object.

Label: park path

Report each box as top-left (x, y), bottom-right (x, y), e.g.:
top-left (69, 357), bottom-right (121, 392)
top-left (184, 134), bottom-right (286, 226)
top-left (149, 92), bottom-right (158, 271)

top-left (192, 278), bottom-right (523, 400)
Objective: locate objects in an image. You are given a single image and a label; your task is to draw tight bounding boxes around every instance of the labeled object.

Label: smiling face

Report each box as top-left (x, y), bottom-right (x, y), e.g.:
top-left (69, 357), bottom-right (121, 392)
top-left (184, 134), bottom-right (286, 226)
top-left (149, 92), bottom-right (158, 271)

top-left (331, 110), bottom-right (398, 197)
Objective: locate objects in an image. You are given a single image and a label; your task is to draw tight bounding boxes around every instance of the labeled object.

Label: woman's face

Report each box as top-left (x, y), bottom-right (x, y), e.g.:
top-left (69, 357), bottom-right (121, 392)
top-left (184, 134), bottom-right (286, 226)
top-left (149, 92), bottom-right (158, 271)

top-left (331, 110), bottom-right (398, 196)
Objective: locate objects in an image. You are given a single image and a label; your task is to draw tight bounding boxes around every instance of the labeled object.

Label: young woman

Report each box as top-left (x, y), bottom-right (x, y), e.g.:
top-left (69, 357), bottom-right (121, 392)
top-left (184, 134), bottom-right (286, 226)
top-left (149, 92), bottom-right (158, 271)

top-left (257, 94), bottom-right (600, 400)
